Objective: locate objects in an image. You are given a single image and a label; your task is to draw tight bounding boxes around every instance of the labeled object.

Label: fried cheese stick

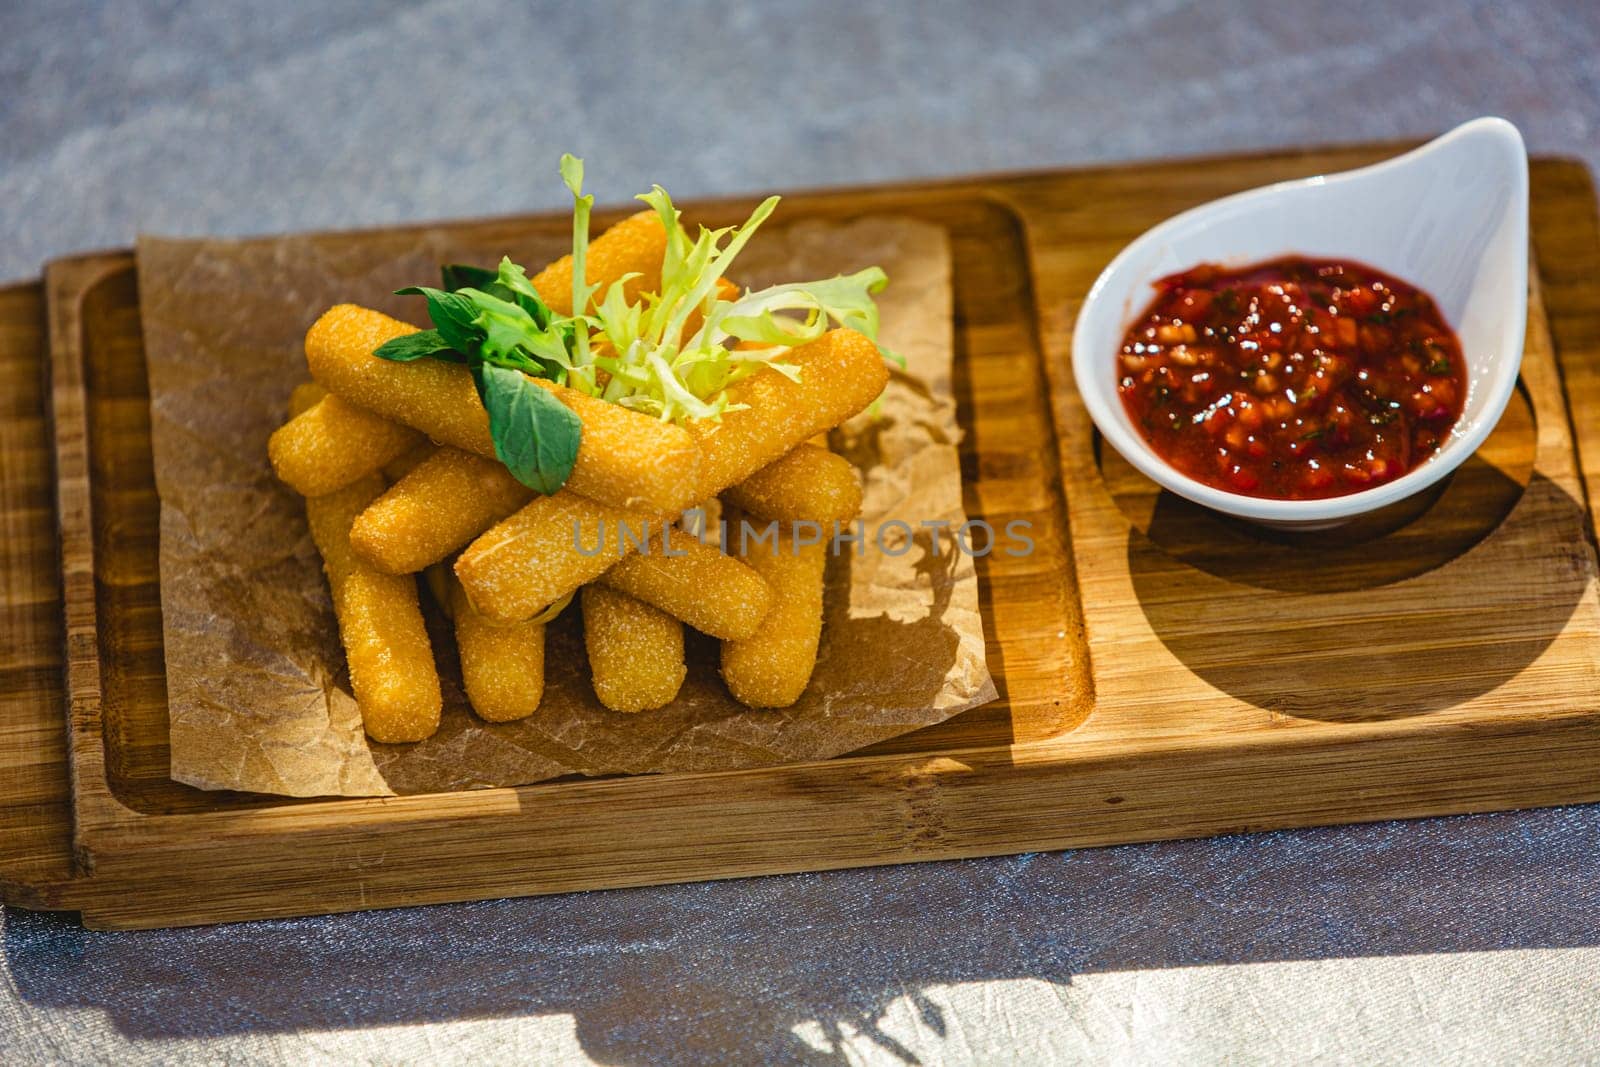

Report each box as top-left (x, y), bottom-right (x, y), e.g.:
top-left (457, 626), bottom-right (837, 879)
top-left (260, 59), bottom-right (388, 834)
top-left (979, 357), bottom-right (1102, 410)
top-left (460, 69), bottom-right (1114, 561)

top-left (288, 381), bottom-right (327, 417)
top-left (455, 328), bottom-right (886, 621)
top-left (721, 525), bottom-right (827, 709)
top-left (382, 440), bottom-right (438, 482)
top-left (449, 578), bottom-right (546, 722)
top-left (722, 443), bottom-right (863, 524)
top-left (453, 492), bottom-right (651, 620)
top-left (287, 213), bottom-right (677, 510)
top-left (685, 328), bottom-right (888, 500)
top-left (269, 395), bottom-right (423, 497)
top-left (581, 584), bottom-right (686, 713)
top-left (304, 305), bottom-right (701, 513)
top-left (305, 474), bottom-right (442, 742)
top-left (598, 533), bottom-right (773, 640)
top-left (533, 209), bottom-right (667, 315)
top-left (351, 448), bottom-right (533, 574)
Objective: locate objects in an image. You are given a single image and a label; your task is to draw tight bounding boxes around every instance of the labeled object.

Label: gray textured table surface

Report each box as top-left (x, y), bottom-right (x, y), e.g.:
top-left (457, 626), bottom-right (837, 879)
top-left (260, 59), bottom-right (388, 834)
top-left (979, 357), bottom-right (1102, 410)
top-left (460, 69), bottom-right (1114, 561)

top-left (4, 1), bottom-right (1599, 1063)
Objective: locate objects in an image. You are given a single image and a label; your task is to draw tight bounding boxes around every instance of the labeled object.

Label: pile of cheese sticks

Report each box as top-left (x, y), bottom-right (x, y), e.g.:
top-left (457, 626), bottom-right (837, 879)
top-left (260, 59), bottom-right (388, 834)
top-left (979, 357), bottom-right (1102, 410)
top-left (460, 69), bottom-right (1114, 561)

top-left (269, 211), bottom-right (887, 743)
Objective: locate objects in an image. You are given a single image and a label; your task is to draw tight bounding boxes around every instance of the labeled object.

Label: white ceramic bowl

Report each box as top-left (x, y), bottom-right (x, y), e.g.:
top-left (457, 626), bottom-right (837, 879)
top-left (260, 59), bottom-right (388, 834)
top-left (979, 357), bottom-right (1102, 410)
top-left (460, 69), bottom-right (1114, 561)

top-left (1072, 118), bottom-right (1529, 530)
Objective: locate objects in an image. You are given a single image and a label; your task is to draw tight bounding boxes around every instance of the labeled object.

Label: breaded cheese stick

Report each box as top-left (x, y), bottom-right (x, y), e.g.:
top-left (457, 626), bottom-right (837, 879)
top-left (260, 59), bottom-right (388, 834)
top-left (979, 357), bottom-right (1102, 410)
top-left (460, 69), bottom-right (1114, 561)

top-left (269, 395), bottom-right (423, 497)
top-left (305, 474), bottom-right (441, 742)
top-left (599, 533), bottom-right (773, 640)
top-left (455, 328), bottom-right (886, 621)
top-left (382, 440), bottom-right (437, 482)
top-left (721, 526), bottom-right (827, 709)
top-left (288, 381), bottom-right (327, 418)
top-left (687, 328), bottom-right (888, 500)
top-left (581, 584), bottom-right (686, 713)
top-left (305, 305), bottom-right (701, 513)
top-left (449, 578), bottom-right (546, 722)
top-left (351, 448), bottom-right (534, 574)
top-left (454, 492), bottom-right (652, 621)
top-left (305, 305), bottom-right (488, 448)
top-left (546, 380), bottom-right (702, 512)
top-left (533, 209), bottom-right (667, 315)
top-left (723, 443), bottom-right (863, 524)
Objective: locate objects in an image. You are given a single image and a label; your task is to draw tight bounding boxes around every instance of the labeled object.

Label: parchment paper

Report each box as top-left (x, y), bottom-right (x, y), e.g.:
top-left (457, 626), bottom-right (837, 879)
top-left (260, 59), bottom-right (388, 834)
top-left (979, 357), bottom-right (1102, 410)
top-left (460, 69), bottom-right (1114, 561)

top-left (137, 214), bottom-right (995, 797)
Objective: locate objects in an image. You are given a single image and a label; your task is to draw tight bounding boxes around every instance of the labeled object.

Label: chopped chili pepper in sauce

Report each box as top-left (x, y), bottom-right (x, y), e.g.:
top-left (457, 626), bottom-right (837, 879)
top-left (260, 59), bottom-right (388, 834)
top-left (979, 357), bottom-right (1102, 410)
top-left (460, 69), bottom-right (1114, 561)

top-left (1117, 257), bottom-right (1467, 499)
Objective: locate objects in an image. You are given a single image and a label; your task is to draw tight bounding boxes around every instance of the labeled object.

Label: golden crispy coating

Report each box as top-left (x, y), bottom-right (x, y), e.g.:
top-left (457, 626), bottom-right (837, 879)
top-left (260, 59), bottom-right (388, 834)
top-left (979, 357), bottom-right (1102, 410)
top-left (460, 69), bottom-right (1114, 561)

top-left (309, 475), bottom-right (387, 587)
top-left (382, 441), bottom-right (438, 483)
top-left (306, 305), bottom-right (494, 453)
top-left (535, 378), bottom-right (701, 513)
top-left (351, 448), bottom-right (533, 575)
top-left (599, 532), bottom-right (772, 640)
top-left (723, 443), bottom-right (863, 525)
top-left (305, 304), bottom-right (700, 513)
top-left (721, 527), bottom-right (827, 709)
top-left (449, 579), bottom-right (546, 722)
top-left (454, 329), bottom-right (886, 620)
top-left (532, 209), bottom-right (667, 315)
top-left (288, 381), bottom-right (327, 418)
top-left (305, 474), bottom-right (442, 742)
top-left (687, 328), bottom-right (887, 500)
top-left (268, 395), bottom-right (423, 498)
top-left (581, 584), bottom-right (686, 713)
top-left (454, 492), bottom-right (651, 622)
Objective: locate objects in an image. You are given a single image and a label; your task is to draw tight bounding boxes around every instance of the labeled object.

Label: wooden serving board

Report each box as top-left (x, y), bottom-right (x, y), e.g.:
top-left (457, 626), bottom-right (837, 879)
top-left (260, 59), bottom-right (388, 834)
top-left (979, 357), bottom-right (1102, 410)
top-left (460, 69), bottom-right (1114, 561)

top-left (4, 146), bottom-right (1600, 929)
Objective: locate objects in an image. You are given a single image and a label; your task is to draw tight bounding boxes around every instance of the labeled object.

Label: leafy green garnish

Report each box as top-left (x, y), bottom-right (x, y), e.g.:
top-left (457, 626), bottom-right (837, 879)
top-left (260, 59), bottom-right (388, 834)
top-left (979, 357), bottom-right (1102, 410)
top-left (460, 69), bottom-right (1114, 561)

top-left (474, 364), bottom-right (581, 495)
top-left (585, 183), bottom-right (897, 422)
top-left (394, 286), bottom-right (484, 356)
top-left (561, 155), bottom-right (598, 385)
top-left (440, 263), bottom-right (557, 332)
top-left (377, 257), bottom-right (583, 492)
top-left (372, 329), bottom-right (461, 363)
top-left (375, 154), bottom-right (896, 492)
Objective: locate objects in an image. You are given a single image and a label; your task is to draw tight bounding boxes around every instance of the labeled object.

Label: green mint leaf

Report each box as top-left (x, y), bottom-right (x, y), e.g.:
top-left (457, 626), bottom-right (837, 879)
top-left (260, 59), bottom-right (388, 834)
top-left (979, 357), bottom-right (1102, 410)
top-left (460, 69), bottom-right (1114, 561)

top-left (454, 287), bottom-right (572, 376)
top-left (398, 254), bottom-right (574, 379)
top-left (372, 329), bottom-right (463, 363)
top-left (492, 257), bottom-right (556, 330)
top-left (396, 285), bottom-right (484, 357)
top-left (475, 364), bottom-right (581, 494)
top-left (443, 261), bottom-right (543, 311)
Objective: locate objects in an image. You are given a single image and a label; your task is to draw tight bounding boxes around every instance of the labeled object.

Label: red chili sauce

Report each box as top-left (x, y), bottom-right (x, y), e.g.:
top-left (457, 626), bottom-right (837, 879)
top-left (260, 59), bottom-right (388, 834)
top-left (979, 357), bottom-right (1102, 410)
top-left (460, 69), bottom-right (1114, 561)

top-left (1116, 257), bottom-right (1467, 499)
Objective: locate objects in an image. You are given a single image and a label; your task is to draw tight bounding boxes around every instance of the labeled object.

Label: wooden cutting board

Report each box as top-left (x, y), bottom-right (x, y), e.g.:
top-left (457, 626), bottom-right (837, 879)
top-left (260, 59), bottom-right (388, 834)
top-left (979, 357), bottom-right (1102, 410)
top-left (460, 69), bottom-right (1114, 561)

top-left (4, 145), bottom-right (1600, 930)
